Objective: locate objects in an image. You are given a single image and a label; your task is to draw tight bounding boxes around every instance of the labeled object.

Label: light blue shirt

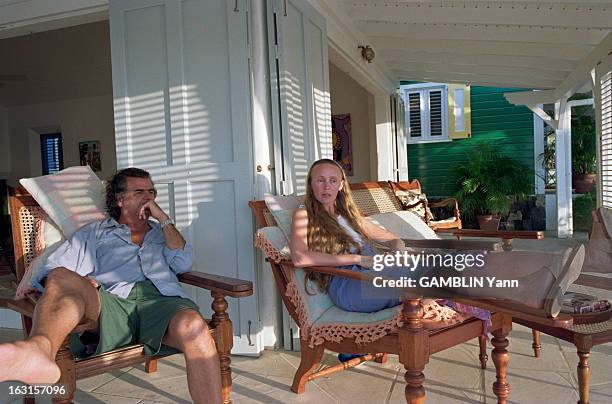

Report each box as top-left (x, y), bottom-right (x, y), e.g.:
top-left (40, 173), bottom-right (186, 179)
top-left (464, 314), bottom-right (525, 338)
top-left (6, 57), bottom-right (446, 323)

top-left (33, 217), bottom-right (194, 299)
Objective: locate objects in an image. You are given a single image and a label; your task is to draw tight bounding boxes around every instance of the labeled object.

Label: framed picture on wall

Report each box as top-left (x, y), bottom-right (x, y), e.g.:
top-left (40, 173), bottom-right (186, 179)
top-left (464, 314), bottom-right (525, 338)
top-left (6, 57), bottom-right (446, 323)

top-left (79, 141), bottom-right (102, 172)
top-left (331, 114), bottom-right (353, 175)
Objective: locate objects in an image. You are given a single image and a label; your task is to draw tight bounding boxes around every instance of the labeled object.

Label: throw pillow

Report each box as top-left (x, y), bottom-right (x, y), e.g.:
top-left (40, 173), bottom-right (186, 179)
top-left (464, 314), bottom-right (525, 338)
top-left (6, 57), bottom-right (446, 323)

top-left (395, 190), bottom-right (434, 223)
top-left (15, 214), bottom-right (65, 299)
top-left (19, 166), bottom-right (106, 238)
top-left (263, 194), bottom-right (304, 242)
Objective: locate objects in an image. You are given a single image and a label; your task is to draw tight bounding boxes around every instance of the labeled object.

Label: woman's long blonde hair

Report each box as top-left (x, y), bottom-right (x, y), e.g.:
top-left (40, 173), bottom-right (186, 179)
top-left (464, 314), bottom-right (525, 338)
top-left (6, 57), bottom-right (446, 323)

top-left (304, 159), bottom-right (370, 292)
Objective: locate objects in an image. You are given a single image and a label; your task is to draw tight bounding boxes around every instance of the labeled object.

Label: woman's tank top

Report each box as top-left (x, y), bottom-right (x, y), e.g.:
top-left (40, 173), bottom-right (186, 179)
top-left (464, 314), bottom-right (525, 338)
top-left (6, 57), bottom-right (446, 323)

top-left (337, 215), bottom-right (364, 250)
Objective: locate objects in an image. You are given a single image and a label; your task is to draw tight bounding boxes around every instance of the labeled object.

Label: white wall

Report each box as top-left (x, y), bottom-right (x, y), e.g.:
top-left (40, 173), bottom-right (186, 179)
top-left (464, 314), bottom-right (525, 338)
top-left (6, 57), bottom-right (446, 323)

top-left (7, 95), bottom-right (115, 183)
top-left (0, 21), bottom-right (115, 184)
top-left (329, 62), bottom-right (373, 182)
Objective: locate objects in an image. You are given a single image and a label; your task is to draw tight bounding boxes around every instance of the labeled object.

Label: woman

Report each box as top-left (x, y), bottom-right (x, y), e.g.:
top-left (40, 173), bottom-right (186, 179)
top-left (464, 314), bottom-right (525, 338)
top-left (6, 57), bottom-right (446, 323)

top-left (290, 159), bottom-right (584, 317)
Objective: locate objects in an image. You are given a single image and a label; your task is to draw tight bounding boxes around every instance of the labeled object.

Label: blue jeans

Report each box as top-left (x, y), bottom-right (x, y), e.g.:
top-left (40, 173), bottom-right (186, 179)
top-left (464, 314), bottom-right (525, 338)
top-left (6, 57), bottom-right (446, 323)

top-left (327, 244), bottom-right (423, 312)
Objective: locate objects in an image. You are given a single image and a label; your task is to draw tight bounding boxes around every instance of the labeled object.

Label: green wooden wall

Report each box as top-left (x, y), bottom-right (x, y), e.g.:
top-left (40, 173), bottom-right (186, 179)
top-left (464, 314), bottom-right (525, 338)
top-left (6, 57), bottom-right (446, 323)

top-left (407, 86), bottom-right (535, 197)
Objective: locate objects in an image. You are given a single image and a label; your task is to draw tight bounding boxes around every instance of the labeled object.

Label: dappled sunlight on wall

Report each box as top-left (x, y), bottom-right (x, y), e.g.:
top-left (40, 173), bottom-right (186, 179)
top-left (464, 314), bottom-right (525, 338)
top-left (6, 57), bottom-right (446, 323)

top-left (313, 86), bottom-right (332, 159)
top-left (284, 71), bottom-right (309, 195)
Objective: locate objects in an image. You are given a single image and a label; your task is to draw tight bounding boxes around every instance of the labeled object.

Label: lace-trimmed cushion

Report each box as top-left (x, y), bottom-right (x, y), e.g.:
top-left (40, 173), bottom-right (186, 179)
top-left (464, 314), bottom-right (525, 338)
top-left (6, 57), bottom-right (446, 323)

top-left (254, 226), bottom-right (291, 263)
top-left (263, 195), bottom-right (304, 242)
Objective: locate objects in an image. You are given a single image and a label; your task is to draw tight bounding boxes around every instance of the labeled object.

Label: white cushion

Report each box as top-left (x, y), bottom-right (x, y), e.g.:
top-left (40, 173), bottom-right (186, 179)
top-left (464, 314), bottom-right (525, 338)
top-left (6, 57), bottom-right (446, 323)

top-left (15, 215), bottom-right (65, 299)
top-left (263, 194), bottom-right (304, 241)
top-left (368, 211), bottom-right (439, 240)
top-left (19, 166), bottom-right (106, 238)
top-left (255, 226), bottom-right (291, 262)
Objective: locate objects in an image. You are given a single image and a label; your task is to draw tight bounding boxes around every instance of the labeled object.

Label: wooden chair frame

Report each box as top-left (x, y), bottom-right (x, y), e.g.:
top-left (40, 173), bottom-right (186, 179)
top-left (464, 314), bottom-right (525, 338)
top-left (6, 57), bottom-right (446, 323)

top-left (0, 190), bottom-right (253, 404)
top-left (250, 199), bottom-right (540, 403)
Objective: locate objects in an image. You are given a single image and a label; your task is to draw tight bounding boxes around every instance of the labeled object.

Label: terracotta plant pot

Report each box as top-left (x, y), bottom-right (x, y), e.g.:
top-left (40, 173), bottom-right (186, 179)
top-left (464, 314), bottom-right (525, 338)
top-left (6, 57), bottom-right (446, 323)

top-left (477, 214), bottom-right (501, 231)
top-left (572, 173), bottom-right (596, 194)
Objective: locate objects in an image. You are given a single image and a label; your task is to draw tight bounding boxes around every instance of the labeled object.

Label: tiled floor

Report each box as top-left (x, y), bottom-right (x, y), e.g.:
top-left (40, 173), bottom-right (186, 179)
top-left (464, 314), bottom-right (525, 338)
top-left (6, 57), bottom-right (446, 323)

top-left (3, 231), bottom-right (612, 403)
top-left (2, 321), bottom-right (610, 404)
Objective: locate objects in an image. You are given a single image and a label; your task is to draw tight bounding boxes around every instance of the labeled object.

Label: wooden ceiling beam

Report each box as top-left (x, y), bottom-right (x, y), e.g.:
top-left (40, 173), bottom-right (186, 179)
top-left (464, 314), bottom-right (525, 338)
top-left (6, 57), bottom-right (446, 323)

top-left (388, 61), bottom-right (568, 81)
top-left (348, 2), bottom-right (612, 29)
top-left (361, 21), bottom-right (607, 45)
top-left (369, 37), bottom-right (592, 60)
top-left (379, 50), bottom-right (576, 71)
top-left (393, 69), bottom-right (560, 89)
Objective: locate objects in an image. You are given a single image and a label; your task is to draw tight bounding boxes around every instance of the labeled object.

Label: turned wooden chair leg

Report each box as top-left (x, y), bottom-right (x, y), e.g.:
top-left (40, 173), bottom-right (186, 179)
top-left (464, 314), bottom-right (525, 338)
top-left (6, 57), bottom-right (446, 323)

top-left (532, 330), bottom-right (542, 358)
top-left (145, 357), bottom-right (158, 373)
top-left (375, 353), bottom-right (388, 364)
top-left (291, 343), bottom-right (324, 394)
top-left (478, 335), bottom-right (488, 369)
top-left (210, 292), bottom-right (234, 404)
top-left (52, 336), bottom-right (76, 404)
top-left (491, 326), bottom-right (511, 404)
top-left (577, 350), bottom-right (591, 404)
top-left (399, 299), bottom-right (427, 404)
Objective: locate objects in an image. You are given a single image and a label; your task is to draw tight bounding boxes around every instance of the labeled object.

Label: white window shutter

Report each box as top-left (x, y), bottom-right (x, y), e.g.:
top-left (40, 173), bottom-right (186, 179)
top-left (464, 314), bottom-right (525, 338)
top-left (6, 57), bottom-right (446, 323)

top-left (408, 92), bottom-right (422, 138)
top-left (429, 89), bottom-right (443, 137)
top-left (448, 84), bottom-right (471, 139)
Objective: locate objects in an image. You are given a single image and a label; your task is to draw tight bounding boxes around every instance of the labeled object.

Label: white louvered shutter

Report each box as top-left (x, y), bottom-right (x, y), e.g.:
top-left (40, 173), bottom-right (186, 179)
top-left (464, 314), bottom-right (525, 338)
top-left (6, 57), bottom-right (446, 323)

top-left (429, 89), bottom-right (443, 137)
top-left (408, 92), bottom-right (422, 138)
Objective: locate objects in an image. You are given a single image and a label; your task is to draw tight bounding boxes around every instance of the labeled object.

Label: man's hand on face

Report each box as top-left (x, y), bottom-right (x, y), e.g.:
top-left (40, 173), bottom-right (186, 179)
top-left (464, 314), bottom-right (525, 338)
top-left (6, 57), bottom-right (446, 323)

top-left (139, 200), bottom-right (169, 223)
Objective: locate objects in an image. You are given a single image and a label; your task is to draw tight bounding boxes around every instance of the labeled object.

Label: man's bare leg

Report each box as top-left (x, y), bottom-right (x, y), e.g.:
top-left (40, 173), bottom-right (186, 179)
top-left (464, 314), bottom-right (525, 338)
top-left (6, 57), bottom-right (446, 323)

top-left (163, 309), bottom-right (222, 404)
top-left (0, 267), bottom-right (100, 383)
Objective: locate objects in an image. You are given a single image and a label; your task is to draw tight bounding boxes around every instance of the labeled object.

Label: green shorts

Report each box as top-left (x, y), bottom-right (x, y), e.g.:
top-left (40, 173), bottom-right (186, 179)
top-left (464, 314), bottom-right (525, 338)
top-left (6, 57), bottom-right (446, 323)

top-left (70, 279), bottom-right (200, 359)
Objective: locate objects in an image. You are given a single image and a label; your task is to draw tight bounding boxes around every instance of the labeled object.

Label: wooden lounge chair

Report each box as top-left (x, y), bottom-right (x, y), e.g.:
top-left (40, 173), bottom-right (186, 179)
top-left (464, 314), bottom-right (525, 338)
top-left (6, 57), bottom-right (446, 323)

top-left (0, 189), bottom-right (253, 404)
top-left (249, 198), bottom-right (518, 403)
top-left (514, 207), bottom-right (612, 404)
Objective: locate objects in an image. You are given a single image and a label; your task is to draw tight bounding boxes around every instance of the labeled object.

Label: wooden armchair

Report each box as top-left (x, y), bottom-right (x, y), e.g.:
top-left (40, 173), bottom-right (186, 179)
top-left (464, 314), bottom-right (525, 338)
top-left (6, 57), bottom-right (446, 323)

top-left (0, 190), bottom-right (253, 404)
top-left (250, 199), bottom-right (518, 403)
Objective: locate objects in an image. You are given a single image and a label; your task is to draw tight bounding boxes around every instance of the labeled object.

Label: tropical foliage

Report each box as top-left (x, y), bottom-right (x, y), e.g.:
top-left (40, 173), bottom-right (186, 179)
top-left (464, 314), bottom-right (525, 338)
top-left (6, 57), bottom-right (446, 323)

top-left (454, 144), bottom-right (533, 219)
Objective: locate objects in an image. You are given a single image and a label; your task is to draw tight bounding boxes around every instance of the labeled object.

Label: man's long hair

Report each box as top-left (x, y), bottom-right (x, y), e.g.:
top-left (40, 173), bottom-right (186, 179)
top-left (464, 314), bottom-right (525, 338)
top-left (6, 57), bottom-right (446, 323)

top-left (106, 167), bottom-right (152, 220)
top-left (304, 159), bottom-right (369, 292)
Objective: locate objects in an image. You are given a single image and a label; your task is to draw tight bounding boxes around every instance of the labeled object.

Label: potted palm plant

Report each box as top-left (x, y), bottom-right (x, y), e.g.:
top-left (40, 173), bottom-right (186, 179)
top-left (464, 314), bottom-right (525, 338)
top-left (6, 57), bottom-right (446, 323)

top-left (571, 110), bottom-right (596, 193)
top-left (538, 104), bottom-right (596, 193)
top-left (454, 144), bottom-right (533, 230)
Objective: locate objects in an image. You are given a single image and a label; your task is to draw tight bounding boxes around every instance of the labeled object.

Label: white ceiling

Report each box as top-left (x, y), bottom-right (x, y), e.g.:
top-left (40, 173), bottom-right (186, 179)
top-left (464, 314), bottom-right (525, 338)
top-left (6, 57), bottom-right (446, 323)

top-left (337, 0), bottom-right (612, 89)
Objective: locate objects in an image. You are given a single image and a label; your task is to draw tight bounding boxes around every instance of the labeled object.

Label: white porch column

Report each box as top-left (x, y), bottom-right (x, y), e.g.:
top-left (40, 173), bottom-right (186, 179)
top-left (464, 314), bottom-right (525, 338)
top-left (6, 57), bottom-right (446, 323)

top-left (373, 94), bottom-right (394, 180)
top-left (555, 98), bottom-right (573, 238)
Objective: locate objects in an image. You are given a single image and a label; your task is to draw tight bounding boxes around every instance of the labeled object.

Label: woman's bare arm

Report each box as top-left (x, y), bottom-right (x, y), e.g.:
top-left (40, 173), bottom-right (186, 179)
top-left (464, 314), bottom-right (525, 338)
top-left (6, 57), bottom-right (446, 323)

top-left (290, 208), bottom-right (364, 267)
top-left (360, 218), bottom-right (406, 251)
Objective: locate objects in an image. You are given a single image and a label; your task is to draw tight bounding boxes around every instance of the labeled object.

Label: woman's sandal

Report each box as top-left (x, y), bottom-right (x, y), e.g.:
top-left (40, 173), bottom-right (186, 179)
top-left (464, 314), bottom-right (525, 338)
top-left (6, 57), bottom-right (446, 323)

top-left (544, 245), bottom-right (585, 317)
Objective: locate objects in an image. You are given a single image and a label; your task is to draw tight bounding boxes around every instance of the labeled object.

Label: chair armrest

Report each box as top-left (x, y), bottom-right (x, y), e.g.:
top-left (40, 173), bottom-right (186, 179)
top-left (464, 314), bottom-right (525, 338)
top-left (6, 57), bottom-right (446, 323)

top-left (429, 197), bottom-right (459, 211)
top-left (178, 271), bottom-right (253, 298)
top-left (0, 296), bottom-right (35, 317)
top-left (435, 229), bottom-right (544, 240)
top-left (402, 239), bottom-right (502, 251)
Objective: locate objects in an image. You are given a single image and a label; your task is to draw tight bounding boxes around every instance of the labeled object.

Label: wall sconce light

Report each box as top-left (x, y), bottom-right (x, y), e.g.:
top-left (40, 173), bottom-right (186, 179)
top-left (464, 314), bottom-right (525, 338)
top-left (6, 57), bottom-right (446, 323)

top-left (358, 45), bottom-right (375, 63)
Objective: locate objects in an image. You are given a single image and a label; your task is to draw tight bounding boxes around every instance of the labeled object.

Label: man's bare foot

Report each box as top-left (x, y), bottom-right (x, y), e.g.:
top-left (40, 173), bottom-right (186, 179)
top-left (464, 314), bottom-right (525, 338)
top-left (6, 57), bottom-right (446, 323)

top-left (0, 339), bottom-right (61, 384)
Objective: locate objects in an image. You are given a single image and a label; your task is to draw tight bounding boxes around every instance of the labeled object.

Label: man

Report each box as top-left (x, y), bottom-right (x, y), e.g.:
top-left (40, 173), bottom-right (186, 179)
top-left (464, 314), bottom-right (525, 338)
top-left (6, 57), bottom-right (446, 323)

top-left (0, 168), bottom-right (221, 404)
